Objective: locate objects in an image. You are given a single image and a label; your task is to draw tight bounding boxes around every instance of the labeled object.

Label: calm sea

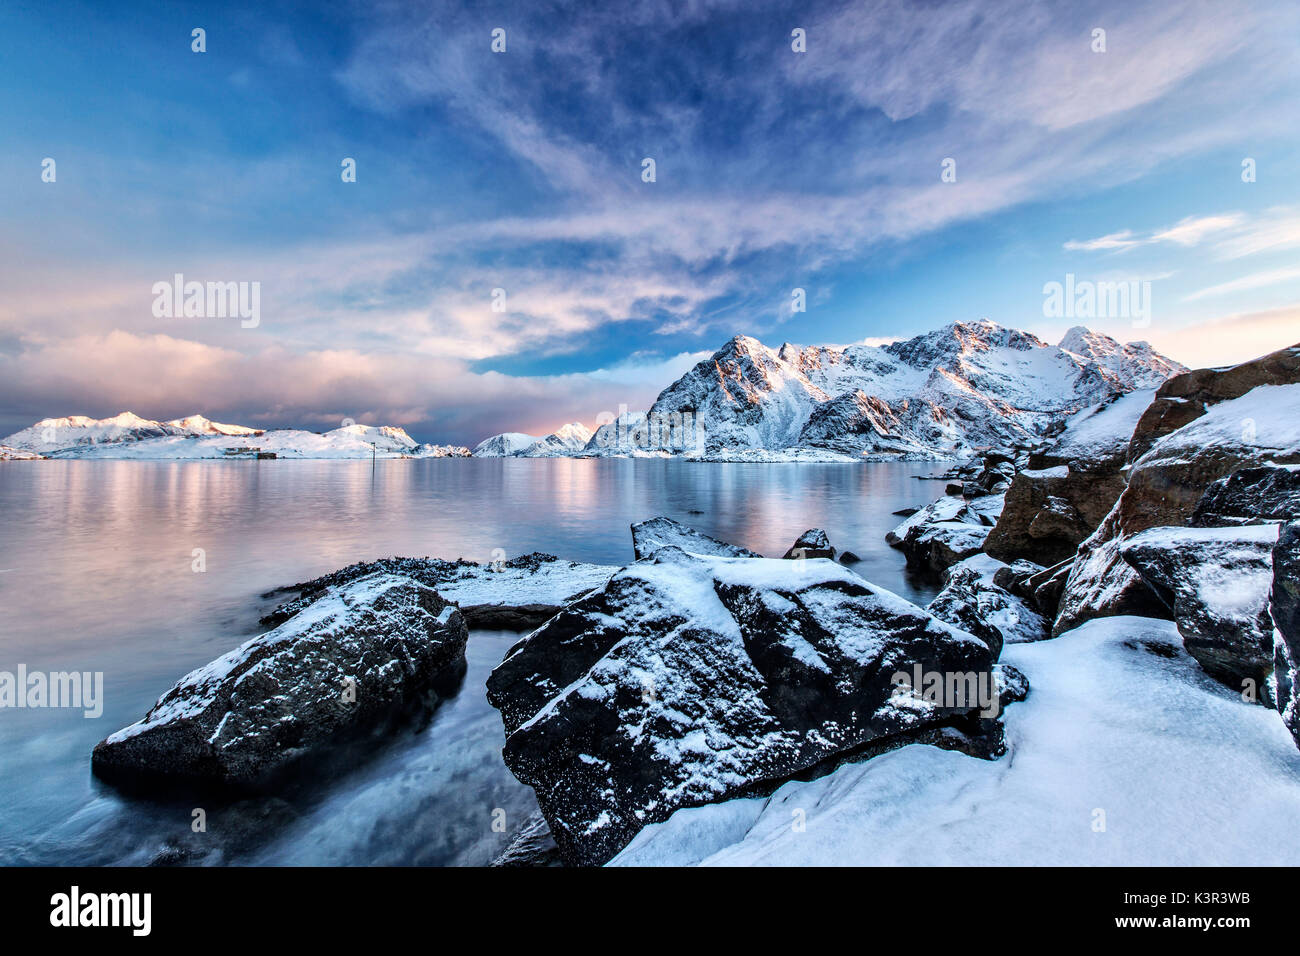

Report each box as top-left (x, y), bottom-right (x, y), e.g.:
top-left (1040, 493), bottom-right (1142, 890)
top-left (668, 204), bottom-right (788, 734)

top-left (0, 457), bottom-right (941, 865)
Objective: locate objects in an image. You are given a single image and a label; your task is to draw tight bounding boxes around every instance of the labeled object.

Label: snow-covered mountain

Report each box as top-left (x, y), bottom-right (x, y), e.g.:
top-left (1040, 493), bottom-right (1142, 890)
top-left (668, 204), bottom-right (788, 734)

top-left (3, 411), bottom-right (266, 454)
top-left (165, 415), bottom-right (262, 437)
top-left (0, 413), bottom-right (464, 460)
top-left (472, 432), bottom-right (541, 457)
top-left (472, 423), bottom-right (595, 458)
top-left (521, 423), bottom-right (594, 457)
top-left (585, 321), bottom-right (1186, 460)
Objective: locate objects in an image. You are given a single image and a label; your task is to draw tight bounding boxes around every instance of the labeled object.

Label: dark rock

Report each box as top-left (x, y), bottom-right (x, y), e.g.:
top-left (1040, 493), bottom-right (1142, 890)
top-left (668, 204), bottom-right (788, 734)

top-left (986, 389), bottom-right (1153, 566)
top-left (783, 528), bottom-right (834, 560)
top-left (892, 507), bottom-right (920, 517)
top-left (1121, 525), bottom-right (1278, 698)
top-left (631, 516), bottom-right (760, 561)
top-left (838, 550), bottom-right (862, 563)
top-left (1272, 521), bottom-right (1300, 748)
top-left (1192, 465), bottom-right (1300, 527)
top-left (927, 554), bottom-right (1051, 658)
top-left (902, 522), bottom-right (990, 575)
top-left (261, 552), bottom-right (614, 632)
top-left (94, 574), bottom-right (469, 790)
top-left (486, 548), bottom-right (995, 865)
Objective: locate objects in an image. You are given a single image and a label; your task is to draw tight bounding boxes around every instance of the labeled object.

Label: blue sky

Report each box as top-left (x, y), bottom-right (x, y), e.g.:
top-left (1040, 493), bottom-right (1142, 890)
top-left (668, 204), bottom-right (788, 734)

top-left (2, 0), bottom-right (1298, 443)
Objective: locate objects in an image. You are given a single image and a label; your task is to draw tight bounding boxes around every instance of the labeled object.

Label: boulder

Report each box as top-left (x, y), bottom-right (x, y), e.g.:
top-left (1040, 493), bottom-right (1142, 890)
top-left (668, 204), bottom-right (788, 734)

top-left (886, 494), bottom-right (981, 545)
top-left (1272, 522), bottom-right (1300, 749)
top-left (887, 493), bottom-right (1000, 573)
top-left (903, 522), bottom-right (991, 575)
top-left (1121, 524), bottom-right (1279, 697)
top-left (985, 390), bottom-right (1153, 566)
top-left (1128, 343), bottom-right (1300, 462)
top-left (783, 528), bottom-right (834, 560)
top-left (1056, 381), bottom-right (1300, 635)
top-left (1191, 464), bottom-right (1300, 527)
top-left (631, 516), bottom-right (761, 561)
top-left (94, 574), bottom-right (469, 789)
top-left (927, 554), bottom-right (1052, 657)
top-left (261, 552), bottom-right (617, 632)
top-left (486, 548), bottom-right (995, 865)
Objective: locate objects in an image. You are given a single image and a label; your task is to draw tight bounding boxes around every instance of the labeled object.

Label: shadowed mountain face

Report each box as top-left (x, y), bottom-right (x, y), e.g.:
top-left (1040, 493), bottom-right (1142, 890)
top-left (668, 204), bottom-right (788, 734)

top-left (585, 320), bottom-right (1187, 460)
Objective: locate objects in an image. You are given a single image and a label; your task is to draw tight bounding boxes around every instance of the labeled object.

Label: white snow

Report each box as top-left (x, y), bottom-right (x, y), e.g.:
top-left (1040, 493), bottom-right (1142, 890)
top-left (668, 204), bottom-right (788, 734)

top-left (1140, 383), bottom-right (1300, 464)
top-left (613, 616), bottom-right (1300, 866)
top-left (1046, 388), bottom-right (1153, 464)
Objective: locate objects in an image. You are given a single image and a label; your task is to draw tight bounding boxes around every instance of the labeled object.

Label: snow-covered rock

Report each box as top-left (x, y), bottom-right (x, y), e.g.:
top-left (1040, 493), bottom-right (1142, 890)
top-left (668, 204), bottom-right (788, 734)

top-left (630, 517), bottom-right (760, 561)
top-left (886, 494), bottom-right (983, 546)
top-left (1128, 343), bottom-right (1300, 462)
top-left (471, 432), bottom-right (540, 457)
top-left (783, 528), bottom-right (834, 560)
top-left (1121, 525), bottom-right (1279, 695)
top-left (612, 616), bottom-right (1300, 866)
top-left (1057, 378), bottom-right (1300, 636)
top-left (520, 423), bottom-right (593, 457)
top-left (92, 573), bottom-right (469, 789)
top-left (485, 548), bottom-right (995, 865)
top-left (927, 554), bottom-right (1051, 656)
top-left (1192, 464), bottom-right (1300, 527)
top-left (985, 390), bottom-right (1152, 567)
top-left (264, 553), bottom-right (618, 632)
top-left (905, 522), bottom-right (991, 574)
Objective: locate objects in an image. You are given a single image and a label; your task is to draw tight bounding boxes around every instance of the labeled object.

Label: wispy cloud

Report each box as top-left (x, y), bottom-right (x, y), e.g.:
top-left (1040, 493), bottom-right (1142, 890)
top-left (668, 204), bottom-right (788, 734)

top-left (1184, 267), bottom-right (1300, 301)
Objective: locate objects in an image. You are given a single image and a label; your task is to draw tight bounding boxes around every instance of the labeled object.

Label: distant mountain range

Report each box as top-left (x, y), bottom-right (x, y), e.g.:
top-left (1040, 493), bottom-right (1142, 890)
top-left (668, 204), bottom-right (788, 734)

top-left (477, 321), bottom-right (1187, 461)
top-left (3, 322), bottom-right (1186, 462)
top-left (0, 413), bottom-right (469, 460)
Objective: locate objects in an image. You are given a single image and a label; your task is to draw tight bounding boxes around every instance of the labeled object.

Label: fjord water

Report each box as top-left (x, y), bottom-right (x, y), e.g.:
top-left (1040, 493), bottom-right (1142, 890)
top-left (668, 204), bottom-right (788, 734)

top-left (0, 457), bottom-right (940, 865)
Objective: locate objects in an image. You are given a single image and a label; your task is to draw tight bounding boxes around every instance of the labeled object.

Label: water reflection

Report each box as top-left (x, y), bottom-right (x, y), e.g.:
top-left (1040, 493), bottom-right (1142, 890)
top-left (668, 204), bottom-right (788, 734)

top-left (0, 458), bottom-right (941, 865)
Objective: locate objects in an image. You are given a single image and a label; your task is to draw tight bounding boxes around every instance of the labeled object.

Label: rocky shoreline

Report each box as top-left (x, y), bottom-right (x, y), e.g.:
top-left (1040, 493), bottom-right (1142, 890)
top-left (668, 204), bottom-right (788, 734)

top-left (88, 341), bottom-right (1300, 867)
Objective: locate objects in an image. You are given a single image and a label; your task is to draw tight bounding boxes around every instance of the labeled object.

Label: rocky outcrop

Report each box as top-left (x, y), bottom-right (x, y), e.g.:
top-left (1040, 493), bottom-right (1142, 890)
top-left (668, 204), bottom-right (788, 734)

top-left (904, 522), bottom-right (991, 574)
top-left (93, 574), bottom-right (469, 789)
top-left (783, 528), bottom-right (834, 560)
top-left (887, 484), bottom-right (1003, 574)
top-left (927, 554), bottom-right (1051, 657)
top-left (995, 557), bottom-right (1074, 621)
top-left (1128, 344), bottom-right (1300, 461)
top-left (985, 389), bottom-right (1152, 566)
top-left (486, 548), bottom-right (995, 865)
top-left (631, 516), bottom-right (760, 561)
top-left (262, 552), bottom-right (617, 631)
top-left (1272, 522), bottom-right (1300, 749)
top-left (1121, 525), bottom-right (1279, 697)
top-left (1055, 378), bottom-right (1300, 636)
top-left (1192, 465), bottom-right (1300, 527)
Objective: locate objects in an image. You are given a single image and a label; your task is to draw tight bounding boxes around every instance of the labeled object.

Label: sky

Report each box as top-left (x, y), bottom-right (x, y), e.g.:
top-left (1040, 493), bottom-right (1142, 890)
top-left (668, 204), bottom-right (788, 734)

top-left (2, 0), bottom-right (1299, 445)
